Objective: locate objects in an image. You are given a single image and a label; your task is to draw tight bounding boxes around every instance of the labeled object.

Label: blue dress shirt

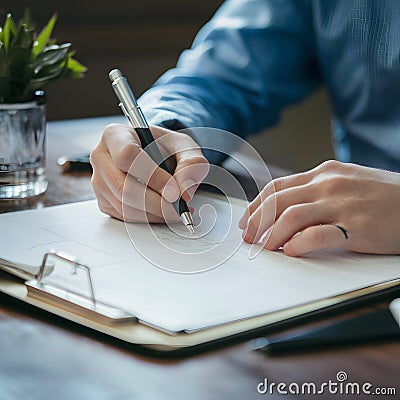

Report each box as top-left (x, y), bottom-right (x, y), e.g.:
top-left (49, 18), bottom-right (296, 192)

top-left (139, 0), bottom-right (400, 171)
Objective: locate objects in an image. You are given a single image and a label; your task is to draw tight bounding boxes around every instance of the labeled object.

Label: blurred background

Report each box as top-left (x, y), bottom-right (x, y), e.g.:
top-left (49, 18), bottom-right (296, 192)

top-left (1, 1), bottom-right (333, 172)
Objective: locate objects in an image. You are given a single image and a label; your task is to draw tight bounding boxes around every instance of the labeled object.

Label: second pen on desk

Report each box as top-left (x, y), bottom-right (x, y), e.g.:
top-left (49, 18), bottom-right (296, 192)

top-left (108, 68), bottom-right (195, 234)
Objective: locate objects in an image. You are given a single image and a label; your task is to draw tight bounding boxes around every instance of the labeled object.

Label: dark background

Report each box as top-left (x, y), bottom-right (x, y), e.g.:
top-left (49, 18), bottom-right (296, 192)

top-left (1, 1), bottom-right (333, 171)
top-left (1, 1), bottom-right (224, 120)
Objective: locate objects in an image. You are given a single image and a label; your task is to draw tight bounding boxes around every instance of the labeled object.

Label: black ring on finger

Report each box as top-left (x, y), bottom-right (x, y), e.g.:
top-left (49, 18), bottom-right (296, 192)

top-left (333, 225), bottom-right (349, 240)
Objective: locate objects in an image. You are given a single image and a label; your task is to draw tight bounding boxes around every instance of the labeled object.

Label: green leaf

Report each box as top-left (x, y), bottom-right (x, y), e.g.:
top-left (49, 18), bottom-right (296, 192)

top-left (62, 55), bottom-right (87, 78)
top-left (9, 46), bottom-right (33, 87)
top-left (0, 43), bottom-right (7, 77)
top-left (0, 44), bottom-right (11, 101)
top-left (0, 9), bottom-right (86, 103)
top-left (22, 9), bottom-right (33, 31)
top-left (2, 13), bottom-right (17, 51)
top-left (14, 23), bottom-right (34, 51)
top-left (0, 77), bottom-right (11, 102)
top-left (35, 61), bottom-right (65, 79)
top-left (32, 14), bottom-right (57, 56)
top-left (8, 24), bottom-right (33, 77)
top-left (33, 43), bottom-right (71, 74)
top-left (26, 71), bottom-right (64, 93)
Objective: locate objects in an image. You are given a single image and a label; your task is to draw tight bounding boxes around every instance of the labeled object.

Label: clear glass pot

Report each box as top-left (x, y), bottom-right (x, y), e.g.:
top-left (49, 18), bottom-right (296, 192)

top-left (0, 91), bottom-right (47, 199)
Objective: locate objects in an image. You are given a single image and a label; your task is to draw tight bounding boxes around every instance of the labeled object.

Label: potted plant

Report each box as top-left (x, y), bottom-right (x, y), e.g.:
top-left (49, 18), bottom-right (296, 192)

top-left (0, 10), bottom-right (86, 199)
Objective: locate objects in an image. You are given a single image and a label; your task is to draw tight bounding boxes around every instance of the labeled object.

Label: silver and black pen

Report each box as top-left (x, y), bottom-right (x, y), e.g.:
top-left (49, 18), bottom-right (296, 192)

top-left (109, 69), bottom-right (195, 234)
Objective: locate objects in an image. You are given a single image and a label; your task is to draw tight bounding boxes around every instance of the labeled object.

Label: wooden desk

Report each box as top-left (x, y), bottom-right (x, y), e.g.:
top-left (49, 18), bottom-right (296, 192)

top-left (0, 117), bottom-right (399, 400)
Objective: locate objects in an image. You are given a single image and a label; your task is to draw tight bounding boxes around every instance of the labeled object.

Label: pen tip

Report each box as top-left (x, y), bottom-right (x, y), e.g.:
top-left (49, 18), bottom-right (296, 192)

top-left (186, 224), bottom-right (195, 235)
top-left (180, 211), bottom-right (195, 234)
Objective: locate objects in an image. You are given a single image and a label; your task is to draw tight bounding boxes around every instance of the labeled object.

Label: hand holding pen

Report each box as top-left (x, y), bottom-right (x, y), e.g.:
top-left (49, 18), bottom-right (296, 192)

top-left (90, 70), bottom-right (209, 228)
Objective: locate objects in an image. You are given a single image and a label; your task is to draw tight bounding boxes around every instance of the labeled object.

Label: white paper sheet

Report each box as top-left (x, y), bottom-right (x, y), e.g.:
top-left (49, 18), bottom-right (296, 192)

top-left (1, 194), bottom-right (399, 333)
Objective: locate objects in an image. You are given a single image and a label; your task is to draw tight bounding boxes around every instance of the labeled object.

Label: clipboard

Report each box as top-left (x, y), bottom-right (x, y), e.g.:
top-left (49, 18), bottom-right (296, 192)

top-left (1, 194), bottom-right (400, 357)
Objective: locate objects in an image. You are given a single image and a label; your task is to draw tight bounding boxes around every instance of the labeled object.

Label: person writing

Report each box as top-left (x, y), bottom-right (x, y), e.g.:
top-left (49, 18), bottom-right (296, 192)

top-left (90, 0), bottom-right (400, 256)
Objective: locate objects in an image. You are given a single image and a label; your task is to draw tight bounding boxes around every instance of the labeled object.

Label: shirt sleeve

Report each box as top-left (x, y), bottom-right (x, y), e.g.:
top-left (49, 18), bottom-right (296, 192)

top-left (139, 0), bottom-right (321, 138)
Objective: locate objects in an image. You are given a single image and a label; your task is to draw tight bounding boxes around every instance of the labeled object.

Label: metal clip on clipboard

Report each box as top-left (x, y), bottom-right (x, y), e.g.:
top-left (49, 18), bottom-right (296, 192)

top-left (26, 250), bottom-right (136, 324)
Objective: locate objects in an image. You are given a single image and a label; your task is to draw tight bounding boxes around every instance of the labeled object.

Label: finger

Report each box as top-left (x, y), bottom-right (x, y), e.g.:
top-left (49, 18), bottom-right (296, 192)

top-left (261, 202), bottom-right (330, 250)
top-left (107, 202), bottom-right (166, 224)
top-left (160, 131), bottom-right (209, 201)
top-left (92, 149), bottom-right (178, 220)
top-left (92, 173), bottom-right (166, 223)
top-left (283, 224), bottom-right (350, 256)
top-left (238, 172), bottom-right (310, 229)
top-left (243, 185), bottom-right (314, 244)
top-left (103, 124), bottom-right (180, 202)
top-left (91, 145), bottom-right (127, 201)
top-left (122, 174), bottom-right (180, 221)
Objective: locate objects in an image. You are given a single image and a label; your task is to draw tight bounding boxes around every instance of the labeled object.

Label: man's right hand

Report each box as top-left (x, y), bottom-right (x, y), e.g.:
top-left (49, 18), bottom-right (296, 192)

top-left (90, 124), bottom-right (209, 223)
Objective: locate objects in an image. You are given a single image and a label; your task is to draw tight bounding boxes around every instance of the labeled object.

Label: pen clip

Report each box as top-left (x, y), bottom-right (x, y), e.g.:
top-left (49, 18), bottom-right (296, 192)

top-left (119, 102), bottom-right (134, 127)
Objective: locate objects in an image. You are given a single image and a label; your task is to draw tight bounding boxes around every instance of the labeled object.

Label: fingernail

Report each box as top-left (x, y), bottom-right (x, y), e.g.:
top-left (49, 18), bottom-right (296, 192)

top-left (183, 179), bottom-right (197, 200)
top-left (163, 181), bottom-right (179, 202)
top-left (181, 192), bottom-right (191, 203)
top-left (238, 214), bottom-right (248, 230)
top-left (261, 235), bottom-right (269, 247)
top-left (242, 231), bottom-right (252, 243)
